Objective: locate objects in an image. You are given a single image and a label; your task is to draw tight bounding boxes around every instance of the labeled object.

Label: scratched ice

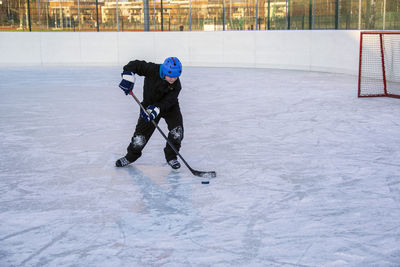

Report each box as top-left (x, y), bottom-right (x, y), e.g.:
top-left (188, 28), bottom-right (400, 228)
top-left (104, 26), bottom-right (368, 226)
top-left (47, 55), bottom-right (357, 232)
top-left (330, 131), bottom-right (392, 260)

top-left (1, 66), bottom-right (400, 266)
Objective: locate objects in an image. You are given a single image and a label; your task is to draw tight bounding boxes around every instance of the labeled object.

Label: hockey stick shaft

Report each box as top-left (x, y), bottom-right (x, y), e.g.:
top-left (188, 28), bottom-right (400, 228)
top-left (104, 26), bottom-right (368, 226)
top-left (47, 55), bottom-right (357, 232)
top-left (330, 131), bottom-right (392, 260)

top-left (129, 91), bottom-right (216, 178)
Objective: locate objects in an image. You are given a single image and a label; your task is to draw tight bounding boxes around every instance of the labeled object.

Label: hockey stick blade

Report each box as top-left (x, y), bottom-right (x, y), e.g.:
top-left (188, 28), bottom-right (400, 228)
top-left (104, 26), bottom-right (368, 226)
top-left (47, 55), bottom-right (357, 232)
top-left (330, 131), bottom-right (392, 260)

top-left (191, 169), bottom-right (217, 178)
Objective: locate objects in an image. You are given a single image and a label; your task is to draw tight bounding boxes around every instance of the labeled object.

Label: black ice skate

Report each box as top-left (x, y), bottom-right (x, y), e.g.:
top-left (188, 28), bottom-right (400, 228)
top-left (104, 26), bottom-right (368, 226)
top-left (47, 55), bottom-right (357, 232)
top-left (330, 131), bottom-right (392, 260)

top-left (115, 157), bottom-right (132, 167)
top-left (168, 159), bottom-right (181, 169)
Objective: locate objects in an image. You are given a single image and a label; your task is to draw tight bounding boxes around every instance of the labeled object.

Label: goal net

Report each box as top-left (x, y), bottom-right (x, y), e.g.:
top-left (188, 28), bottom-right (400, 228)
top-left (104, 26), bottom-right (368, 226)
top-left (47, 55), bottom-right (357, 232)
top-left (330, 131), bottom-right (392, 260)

top-left (358, 32), bottom-right (400, 98)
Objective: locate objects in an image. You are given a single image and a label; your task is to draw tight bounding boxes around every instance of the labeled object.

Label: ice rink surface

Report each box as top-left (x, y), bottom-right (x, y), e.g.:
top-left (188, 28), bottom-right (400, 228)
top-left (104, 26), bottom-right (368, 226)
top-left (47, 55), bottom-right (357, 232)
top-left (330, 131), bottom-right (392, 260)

top-left (1, 66), bottom-right (400, 266)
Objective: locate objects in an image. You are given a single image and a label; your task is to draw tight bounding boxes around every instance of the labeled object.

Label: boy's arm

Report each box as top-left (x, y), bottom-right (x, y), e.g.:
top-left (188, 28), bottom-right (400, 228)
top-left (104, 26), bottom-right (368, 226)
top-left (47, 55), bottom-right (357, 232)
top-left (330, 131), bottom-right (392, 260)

top-left (123, 60), bottom-right (158, 77)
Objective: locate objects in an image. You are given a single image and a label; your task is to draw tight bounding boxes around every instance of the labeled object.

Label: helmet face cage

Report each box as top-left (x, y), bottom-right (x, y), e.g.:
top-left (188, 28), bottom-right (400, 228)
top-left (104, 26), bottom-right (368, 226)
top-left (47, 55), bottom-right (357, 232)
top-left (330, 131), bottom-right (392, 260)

top-left (161, 57), bottom-right (182, 78)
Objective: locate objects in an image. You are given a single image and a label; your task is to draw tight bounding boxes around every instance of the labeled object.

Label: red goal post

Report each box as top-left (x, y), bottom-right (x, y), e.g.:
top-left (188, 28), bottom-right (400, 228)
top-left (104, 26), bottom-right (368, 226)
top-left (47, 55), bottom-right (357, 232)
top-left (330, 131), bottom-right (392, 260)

top-left (358, 31), bottom-right (400, 98)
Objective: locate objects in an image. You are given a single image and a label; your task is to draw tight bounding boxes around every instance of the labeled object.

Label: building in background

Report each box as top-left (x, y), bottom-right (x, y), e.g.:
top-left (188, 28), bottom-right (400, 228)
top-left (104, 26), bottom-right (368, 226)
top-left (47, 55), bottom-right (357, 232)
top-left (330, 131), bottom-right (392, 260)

top-left (0, 0), bottom-right (399, 31)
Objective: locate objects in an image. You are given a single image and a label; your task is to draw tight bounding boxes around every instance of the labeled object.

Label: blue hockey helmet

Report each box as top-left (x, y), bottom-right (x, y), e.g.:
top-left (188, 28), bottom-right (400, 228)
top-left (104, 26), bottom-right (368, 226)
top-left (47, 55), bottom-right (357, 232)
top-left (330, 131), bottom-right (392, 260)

top-left (160, 57), bottom-right (182, 78)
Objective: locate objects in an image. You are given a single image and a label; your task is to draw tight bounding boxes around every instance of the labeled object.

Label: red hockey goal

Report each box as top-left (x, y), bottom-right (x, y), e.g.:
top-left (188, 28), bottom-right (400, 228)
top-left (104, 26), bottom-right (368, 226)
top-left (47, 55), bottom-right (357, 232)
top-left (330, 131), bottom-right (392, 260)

top-left (358, 31), bottom-right (400, 98)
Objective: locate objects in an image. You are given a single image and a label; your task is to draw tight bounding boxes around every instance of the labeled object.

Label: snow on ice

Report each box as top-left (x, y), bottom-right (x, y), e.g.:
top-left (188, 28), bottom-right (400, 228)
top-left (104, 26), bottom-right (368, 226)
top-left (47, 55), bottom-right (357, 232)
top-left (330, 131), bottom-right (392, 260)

top-left (1, 66), bottom-right (400, 266)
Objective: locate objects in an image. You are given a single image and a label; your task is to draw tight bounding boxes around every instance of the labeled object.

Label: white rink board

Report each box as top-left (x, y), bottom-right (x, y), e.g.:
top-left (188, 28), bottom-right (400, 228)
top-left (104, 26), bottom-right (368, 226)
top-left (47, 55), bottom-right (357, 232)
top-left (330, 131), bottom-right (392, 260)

top-left (0, 30), bottom-right (360, 74)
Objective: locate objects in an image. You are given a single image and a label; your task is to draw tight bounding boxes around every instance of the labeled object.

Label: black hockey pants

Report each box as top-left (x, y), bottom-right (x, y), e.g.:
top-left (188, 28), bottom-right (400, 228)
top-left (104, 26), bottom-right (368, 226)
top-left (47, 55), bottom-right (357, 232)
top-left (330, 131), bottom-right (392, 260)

top-left (125, 104), bottom-right (184, 163)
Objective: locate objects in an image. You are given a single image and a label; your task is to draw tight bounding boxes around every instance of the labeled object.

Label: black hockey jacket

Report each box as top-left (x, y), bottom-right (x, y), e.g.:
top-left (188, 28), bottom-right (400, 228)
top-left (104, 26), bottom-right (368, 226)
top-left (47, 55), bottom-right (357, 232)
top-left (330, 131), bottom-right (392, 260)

top-left (123, 60), bottom-right (181, 114)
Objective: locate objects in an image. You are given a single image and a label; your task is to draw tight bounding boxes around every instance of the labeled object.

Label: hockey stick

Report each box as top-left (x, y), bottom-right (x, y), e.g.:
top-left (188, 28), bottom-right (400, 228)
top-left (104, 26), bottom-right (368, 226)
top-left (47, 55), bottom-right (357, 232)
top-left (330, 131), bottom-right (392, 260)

top-left (129, 91), bottom-right (216, 178)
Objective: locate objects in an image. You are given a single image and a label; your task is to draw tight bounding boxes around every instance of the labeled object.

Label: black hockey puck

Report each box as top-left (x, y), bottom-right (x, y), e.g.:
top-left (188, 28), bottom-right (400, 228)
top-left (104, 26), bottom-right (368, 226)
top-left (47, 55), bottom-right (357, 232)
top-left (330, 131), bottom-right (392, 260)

top-left (201, 181), bottom-right (210, 184)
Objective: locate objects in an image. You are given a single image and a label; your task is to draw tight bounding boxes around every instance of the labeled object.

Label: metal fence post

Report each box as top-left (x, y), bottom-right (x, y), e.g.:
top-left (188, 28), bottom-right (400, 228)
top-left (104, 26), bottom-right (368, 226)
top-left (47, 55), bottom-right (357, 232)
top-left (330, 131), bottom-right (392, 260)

top-left (267, 0), bottom-right (270, 30)
top-left (335, 0), bottom-right (339, 29)
top-left (95, 0), bottom-right (99, 31)
top-left (309, 0), bottom-right (312, 29)
top-left (287, 0), bottom-right (290, 30)
top-left (161, 0), bottom-right (164, 31)
top-left (144, 0), bottom-right (150, 31)
top-left (27, 0), bottom-right (32, 31)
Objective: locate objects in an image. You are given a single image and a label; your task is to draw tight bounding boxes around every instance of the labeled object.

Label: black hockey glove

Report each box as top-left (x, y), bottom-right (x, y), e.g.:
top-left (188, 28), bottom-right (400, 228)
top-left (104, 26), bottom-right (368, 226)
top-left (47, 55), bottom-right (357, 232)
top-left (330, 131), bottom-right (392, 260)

top-left (119, 71), bottom-right (135, 95)
top-left (140, 105), bottom-right (160, 122)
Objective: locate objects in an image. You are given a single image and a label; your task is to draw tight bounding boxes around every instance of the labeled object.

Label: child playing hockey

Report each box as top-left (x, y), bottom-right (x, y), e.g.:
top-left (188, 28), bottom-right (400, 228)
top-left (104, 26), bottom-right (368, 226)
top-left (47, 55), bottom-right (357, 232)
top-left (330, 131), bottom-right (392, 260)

top-left (115, 57), bottom-right (184, 170)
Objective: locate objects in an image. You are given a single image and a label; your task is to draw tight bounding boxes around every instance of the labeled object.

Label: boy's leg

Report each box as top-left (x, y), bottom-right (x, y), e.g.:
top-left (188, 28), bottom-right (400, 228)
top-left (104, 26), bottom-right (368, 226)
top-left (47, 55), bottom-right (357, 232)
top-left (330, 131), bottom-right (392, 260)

top-left (163, 105), bottom-right (184, 163)
top-left (126, 116), bottom-right (160, 161)
top-left (116, 116), bottom-right (158, 167)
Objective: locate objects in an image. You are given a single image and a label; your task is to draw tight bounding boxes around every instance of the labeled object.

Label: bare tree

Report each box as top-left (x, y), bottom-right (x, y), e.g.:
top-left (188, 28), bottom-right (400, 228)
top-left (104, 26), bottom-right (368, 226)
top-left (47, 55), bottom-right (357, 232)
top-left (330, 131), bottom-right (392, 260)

top-left (368, 0), bottom-right (376, 28)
